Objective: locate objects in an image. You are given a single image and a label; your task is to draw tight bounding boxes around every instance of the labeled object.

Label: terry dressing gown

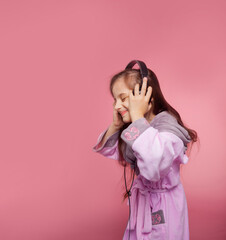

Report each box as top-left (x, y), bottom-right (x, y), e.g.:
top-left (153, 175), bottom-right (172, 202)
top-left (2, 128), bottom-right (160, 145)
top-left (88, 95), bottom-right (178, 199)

top-left (92, 111), bottom-right (192, 240)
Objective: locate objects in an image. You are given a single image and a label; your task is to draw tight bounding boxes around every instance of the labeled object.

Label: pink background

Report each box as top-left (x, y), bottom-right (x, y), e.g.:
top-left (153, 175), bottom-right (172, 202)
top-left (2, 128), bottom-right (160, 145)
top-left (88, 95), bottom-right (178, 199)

top-left (0, 0), bottom-right (226, 239)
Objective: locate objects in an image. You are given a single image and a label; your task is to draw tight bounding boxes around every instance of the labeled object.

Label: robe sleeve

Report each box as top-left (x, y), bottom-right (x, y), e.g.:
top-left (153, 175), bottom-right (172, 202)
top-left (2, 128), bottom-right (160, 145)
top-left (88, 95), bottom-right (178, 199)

top-left (120, 117), bottom-right (185, 182)
top-left (92, 126), bottom-right (121, 160)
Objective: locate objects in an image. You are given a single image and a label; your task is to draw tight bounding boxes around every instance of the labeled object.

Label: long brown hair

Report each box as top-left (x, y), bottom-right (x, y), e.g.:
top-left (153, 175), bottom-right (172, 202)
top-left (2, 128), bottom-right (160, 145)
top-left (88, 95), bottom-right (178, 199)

top-left (109, 68), bottom-right (199, 202)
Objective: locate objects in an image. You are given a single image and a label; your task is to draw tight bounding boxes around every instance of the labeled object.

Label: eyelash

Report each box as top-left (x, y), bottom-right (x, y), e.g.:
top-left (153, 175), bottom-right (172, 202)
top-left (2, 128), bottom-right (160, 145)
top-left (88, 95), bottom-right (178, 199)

top-left (122, 97), bottom-right (127, 101)
top-left (114, 97), bottom-right (127, 103)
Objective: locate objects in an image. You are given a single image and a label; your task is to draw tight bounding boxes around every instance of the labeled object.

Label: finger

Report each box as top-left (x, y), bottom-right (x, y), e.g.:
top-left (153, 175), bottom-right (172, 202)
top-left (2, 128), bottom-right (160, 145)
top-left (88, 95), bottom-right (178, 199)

top-left (129, 89), bottom-right (133, 98)
top-left (134, 83), bottom-right (139, 96)
top-left (145, 86), bottom-right (153, 101)
top-left (140, 77), bottom-right (147, 96)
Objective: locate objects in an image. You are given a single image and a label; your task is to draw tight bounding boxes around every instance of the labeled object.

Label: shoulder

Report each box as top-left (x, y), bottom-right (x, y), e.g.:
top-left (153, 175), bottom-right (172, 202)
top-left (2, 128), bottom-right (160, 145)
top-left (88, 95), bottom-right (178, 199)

top-left (151, 111), bottom-right (177, 128)
top-left (151, 111), bottom-right (191, 148)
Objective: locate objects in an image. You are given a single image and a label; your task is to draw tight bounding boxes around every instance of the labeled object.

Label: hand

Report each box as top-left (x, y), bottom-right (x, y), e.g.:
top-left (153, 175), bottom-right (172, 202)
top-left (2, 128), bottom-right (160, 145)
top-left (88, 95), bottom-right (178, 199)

top-left (112, 104), bottom-right (125, 130)
top-left (128, 77), bottom-right (153, 121)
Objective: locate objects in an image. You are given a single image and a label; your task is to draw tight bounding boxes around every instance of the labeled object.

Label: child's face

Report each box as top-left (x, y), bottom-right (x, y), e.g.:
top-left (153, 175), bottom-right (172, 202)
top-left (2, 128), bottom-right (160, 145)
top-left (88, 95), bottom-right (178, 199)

top-left (112, 77), bottom-right (132, 123)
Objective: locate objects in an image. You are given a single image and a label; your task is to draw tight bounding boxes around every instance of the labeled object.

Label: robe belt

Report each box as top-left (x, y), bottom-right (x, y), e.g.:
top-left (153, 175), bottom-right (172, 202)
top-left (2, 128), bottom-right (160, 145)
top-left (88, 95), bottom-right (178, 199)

top-left (126, 176), bottom-right (169, 240)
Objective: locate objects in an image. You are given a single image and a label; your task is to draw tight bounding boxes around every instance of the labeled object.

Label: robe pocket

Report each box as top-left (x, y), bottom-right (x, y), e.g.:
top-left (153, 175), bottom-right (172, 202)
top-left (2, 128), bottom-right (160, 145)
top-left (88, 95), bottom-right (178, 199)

top-left (151, 209), bottom-right (166, 225)
top-left (150, 209), bottom-right (167, 240)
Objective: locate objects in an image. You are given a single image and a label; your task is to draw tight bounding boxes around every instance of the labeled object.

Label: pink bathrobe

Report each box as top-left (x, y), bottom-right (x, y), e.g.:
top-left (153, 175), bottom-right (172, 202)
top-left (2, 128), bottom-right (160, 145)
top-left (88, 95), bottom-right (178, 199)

top-left (93, 111), bottom-right (191, 240)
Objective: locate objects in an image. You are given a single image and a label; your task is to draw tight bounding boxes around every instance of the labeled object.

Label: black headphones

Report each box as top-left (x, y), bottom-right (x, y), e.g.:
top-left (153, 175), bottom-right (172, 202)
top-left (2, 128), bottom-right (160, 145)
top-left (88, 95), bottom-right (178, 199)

top-left (124, 59), bottom-right (150, 240)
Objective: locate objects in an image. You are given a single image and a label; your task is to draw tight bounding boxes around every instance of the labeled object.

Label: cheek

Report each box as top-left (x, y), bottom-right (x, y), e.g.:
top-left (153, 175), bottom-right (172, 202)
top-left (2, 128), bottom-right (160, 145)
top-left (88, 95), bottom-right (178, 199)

top-left (124, 99), bottom-right (129, 105)
top-left (124, 103), bottom-right (129, 109)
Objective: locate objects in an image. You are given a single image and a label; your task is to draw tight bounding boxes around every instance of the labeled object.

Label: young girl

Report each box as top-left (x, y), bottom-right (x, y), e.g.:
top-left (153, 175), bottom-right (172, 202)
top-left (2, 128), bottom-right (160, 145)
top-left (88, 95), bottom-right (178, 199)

top-left (93, 64), bottom-right (198, 240)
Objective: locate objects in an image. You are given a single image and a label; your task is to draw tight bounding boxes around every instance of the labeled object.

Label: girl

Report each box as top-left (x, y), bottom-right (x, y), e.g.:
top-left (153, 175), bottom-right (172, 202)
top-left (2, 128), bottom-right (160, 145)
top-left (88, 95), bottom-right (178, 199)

top-left (92, 64), bottom-right (198, 240)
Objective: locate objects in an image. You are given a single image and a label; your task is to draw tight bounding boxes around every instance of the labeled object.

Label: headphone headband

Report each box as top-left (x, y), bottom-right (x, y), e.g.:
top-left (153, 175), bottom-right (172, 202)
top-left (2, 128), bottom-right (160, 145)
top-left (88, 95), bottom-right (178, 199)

top-left (125, 60), bottom-right (148, 79)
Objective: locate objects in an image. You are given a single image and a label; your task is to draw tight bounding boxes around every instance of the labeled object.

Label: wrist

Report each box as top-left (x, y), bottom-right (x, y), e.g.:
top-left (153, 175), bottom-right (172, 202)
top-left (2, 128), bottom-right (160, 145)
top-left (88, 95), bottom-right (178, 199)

top-left (131, 113), bottom-right (144, 122)
top-left (110, 122), bottom-right (122, 131)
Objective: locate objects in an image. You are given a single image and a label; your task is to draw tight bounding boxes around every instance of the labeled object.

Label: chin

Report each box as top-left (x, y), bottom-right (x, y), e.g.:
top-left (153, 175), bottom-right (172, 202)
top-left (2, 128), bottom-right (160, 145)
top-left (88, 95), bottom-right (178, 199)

top-left (122, 115), bottom-right (132, 123)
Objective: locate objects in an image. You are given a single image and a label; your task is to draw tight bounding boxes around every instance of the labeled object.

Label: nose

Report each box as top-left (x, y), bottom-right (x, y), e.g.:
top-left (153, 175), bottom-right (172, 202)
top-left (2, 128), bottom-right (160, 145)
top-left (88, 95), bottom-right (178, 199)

top-left (113, 101), bottom-right (122, 111)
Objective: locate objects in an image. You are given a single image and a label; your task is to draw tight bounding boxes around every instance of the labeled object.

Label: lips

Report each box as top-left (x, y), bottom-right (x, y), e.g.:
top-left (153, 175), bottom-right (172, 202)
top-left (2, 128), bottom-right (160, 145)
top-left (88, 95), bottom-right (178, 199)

top-left (120, 110), bottom-right (128, 116)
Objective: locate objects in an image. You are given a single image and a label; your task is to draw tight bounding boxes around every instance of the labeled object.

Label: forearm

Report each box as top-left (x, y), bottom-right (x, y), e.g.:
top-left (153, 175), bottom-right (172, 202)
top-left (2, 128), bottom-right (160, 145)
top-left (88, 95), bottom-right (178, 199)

top-left (98, 123), bottom-right (121, 148)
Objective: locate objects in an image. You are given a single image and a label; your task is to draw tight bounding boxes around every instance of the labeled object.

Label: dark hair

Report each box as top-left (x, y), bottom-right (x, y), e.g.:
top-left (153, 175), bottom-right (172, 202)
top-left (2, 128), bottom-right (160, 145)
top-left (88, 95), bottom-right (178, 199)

top-left (109, 68), bottom-right (199, 202)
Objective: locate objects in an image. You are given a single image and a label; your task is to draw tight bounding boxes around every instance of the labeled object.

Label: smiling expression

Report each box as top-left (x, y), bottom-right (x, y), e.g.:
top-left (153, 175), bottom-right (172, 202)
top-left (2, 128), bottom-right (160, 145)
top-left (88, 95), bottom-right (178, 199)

top-left (112, 77), bottom-right (132, 122)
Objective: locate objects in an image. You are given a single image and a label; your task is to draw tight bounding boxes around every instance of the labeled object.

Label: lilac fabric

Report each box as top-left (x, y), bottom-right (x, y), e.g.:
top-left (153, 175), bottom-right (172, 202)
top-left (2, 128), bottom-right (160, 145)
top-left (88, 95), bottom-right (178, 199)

top-left (93, 111), bottom-right (191, 240)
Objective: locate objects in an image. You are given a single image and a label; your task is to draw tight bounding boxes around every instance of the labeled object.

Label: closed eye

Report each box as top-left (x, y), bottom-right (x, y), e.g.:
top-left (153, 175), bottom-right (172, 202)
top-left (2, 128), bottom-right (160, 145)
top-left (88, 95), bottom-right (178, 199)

top-left (113, 96), bottom-right (128, 103)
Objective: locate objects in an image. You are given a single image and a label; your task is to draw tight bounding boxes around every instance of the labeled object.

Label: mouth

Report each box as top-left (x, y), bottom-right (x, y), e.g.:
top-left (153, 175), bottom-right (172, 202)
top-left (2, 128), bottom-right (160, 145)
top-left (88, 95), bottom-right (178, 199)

top-left (120, 110), bottom-right (128, 116)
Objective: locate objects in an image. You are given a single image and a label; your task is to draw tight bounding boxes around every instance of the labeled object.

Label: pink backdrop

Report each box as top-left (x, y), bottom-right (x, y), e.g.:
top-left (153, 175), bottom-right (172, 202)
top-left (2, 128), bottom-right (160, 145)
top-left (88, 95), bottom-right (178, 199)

top-left (0, 0), bottom-right (225, 239)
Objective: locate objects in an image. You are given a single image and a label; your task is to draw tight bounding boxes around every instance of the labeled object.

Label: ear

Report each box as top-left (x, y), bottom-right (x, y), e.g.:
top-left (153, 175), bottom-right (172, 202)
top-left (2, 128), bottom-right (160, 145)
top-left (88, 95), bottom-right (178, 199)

top-left (147, 98), bottom-right (154, 110)
top-left (147, 102), bottom-right (152, 111)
